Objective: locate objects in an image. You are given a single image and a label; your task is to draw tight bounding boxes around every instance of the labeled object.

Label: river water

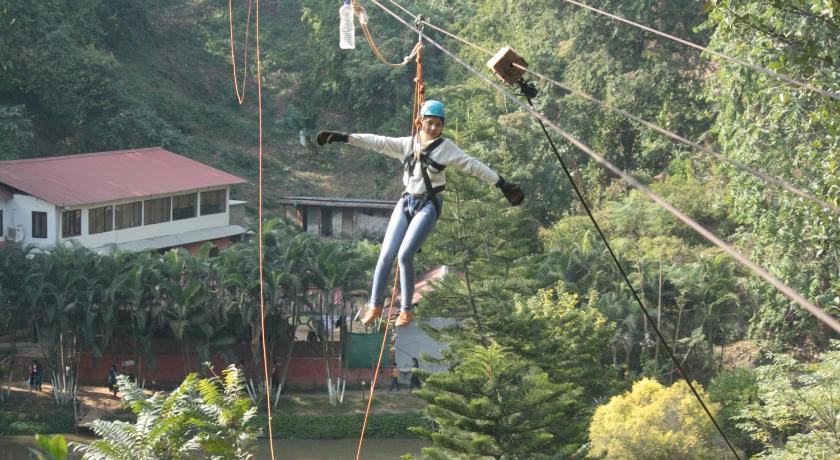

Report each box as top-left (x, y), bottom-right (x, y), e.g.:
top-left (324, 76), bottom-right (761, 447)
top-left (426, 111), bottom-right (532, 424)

top-left (0, 436), bottom-right (426, 459)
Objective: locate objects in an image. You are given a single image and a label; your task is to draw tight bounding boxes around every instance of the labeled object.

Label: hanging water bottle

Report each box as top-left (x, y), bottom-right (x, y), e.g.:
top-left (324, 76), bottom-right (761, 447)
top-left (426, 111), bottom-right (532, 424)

top-left (339, 0), bottom-right (355, 50)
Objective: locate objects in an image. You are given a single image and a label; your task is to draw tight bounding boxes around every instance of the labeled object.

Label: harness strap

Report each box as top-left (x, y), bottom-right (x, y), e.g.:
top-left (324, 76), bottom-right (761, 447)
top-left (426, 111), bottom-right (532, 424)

top-left (402, 138), bottom-right (446, 220)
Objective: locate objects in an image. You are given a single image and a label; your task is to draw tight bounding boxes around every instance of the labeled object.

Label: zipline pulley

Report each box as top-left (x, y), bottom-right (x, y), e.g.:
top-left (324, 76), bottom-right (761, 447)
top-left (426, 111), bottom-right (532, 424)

top-left (487, 46), bottom-right (528, 85)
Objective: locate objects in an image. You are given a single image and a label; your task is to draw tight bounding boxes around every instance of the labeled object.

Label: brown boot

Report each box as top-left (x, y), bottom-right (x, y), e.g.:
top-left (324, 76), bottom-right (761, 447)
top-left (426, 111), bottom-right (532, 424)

top-left (361, 307), bottom-right (382, 325)
top-left (395, 310), bottom-right (414, 327)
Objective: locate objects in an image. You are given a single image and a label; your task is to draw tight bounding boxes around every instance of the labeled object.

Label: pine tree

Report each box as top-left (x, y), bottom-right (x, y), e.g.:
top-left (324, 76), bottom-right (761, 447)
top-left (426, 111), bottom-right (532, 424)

top-left (410, 343), bottom-right (579, 460)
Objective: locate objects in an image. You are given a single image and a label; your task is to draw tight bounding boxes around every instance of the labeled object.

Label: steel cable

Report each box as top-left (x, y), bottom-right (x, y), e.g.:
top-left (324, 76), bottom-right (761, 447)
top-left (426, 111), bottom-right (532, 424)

top-left (381, 0), bottom-right (840, 214)
top-left (561, 0), bottom-right (840, 103)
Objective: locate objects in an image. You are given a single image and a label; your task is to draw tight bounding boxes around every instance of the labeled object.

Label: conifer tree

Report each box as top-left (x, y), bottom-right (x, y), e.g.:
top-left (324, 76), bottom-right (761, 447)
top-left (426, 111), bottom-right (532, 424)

top-left (410, 343), bottom-right (579, 460)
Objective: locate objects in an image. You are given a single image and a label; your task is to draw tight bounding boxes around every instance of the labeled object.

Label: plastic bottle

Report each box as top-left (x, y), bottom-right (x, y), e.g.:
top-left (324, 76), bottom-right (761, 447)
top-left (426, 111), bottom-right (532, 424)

top-left (339, 0), bottom-right (355, 50)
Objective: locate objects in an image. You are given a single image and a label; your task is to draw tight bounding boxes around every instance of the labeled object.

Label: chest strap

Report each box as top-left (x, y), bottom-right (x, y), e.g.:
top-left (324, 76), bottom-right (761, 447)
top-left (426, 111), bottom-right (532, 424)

top-left (402, 138), bottom-right (446, 219)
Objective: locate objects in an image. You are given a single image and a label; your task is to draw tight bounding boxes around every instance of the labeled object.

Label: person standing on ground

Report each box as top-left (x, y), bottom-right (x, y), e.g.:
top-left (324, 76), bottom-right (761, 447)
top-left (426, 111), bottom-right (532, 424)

top-left (107, 364), bottom-right (118, 398)
top-left (389, 363), bottom-right (401, 392)
top-left (409, 357), bottom-right (422, 392)
top-left (317, 100), bottom-right (524, 328)
top-left (28, 360), bottom-right (39, 391)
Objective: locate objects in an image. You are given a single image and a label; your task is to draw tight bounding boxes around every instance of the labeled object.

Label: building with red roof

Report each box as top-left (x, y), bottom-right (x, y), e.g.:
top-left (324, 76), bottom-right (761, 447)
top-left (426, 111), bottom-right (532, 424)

top-left (0, 147), bottom-right (248, 253)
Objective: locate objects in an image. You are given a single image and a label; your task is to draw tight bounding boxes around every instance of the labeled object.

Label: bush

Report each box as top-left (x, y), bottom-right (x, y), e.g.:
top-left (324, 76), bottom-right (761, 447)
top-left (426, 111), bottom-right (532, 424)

top-left (0, 411), bottom-right (75, 435)
top-left (588, 378), bottom-right (731, 459)
top-left (258, 412), bottom-right (427, 439)
top-left (708, 368), bottom-right (762, 455)
top-left (735, 344), bottom-right (840, 459)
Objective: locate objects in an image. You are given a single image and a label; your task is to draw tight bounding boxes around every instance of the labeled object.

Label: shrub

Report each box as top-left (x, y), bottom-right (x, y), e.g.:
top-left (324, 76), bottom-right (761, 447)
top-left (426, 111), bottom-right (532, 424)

top-left (0, 411), bottom-right (75, 435)
top-left (589, 378), bottom-right (731, 459)
top-left (262, 412), bottom-right (427, 439)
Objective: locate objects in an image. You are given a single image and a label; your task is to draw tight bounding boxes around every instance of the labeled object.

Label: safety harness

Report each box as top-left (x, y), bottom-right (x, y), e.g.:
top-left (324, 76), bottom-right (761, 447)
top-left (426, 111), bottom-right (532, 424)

top-left (402, 137), bottom-right (446, 220)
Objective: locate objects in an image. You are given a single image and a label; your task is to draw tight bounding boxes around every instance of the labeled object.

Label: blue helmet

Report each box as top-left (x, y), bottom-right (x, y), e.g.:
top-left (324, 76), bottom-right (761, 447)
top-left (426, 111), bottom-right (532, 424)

top-left (420, 100), bottom-right (445, 120)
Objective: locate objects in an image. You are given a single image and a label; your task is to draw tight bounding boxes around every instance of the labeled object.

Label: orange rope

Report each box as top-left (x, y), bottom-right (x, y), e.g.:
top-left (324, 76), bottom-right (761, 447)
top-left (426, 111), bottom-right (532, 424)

top-left (355, 267), bottom-right (400, 460)
top-left (252, 0), bottom-right (277, 458)
top-left (412, 44), bottom-right (424, 136)
top-left (227, 1), bottom-right (275, 456)
top-left (228, 0), bottom-right (253, 104)
top-left (351, 1), bottom-right (419, 68)
top-left (356, 28), bottom-right (425, 459)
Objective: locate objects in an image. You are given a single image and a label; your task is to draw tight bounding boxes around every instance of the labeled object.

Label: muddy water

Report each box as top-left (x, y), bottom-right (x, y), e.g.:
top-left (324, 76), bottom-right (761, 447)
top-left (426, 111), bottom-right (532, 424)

top-left (0, 435), bottom-right (426, 459)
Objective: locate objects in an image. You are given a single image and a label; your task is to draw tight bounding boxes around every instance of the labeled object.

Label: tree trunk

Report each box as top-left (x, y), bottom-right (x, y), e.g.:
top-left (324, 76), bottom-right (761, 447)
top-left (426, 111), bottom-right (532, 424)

top-left (655, 258), bottom-right (662, 369)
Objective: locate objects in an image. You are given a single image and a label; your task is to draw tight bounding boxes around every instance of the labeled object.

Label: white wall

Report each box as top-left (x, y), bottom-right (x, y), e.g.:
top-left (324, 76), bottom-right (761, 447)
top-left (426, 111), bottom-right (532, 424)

top-left (2, 187), bottom-right (233, 250)
top-left (64, 187), bottom-right (231, 248)
top-left (3, 194), bottom-right (58, 247)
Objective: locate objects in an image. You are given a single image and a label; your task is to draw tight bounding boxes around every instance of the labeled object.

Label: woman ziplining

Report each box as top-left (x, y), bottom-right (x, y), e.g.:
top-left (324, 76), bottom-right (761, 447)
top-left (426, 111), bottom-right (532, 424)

top-left (315, 100), bottom-right (524, 328)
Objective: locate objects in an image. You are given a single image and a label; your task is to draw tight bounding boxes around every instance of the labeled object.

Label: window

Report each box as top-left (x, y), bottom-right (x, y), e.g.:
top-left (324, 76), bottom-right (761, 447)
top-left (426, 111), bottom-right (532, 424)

top-left (0, 210), bottom-right (3, 237)
top-left (89, 206), bottom-right (113, 234)
top-left (32, 211), bottom-right (47, 238)
top-left (115, 202), bottom-right (142, 230)
top-left (61, 209), bottom-right (81, 238)
top-left (144, 197), bottom-right (171, 225)
top-left (321, 208), bottom-right (333, 236)
top-left (200, 189), bottom-right (226, 215)
top-left (172, 193), bottom-right (196, 220)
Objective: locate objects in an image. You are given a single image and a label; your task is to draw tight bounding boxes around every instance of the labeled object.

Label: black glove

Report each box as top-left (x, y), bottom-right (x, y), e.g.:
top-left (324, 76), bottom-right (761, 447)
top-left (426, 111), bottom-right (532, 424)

top-left (316, 130), bottom-right (349, 146)
top-left (496, 175), bottom-right (525, 206)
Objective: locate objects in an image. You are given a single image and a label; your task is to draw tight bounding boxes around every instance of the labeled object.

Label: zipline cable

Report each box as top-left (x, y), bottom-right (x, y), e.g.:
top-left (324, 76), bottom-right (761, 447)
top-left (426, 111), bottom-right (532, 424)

top-left (367, 3), bottom-right (741, 459)
top-left (524, 87), bottom-right (742, 460)
top-left (387, 0), bottom-right (840, 214)
top-left (227, 1), bottom-right (276, 458)
top-left (510, 63), bottom-right (840, 214)
top-left (368, 3), bottom-right (840, 336)
top-left (561, 0), bottom-right (840, 103)
top-left (370, 0), bottom-right (840, 447)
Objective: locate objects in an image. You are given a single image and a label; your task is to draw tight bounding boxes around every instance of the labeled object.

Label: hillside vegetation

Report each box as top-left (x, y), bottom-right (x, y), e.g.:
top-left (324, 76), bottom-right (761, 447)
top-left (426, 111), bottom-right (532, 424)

top-left (2, 0), bottom-right (839, 458)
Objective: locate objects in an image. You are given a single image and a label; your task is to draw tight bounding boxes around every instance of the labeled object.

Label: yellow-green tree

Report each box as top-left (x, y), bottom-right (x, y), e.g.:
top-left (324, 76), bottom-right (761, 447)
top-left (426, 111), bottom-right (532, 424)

top-left (588, 378), bottom-right (730, 459)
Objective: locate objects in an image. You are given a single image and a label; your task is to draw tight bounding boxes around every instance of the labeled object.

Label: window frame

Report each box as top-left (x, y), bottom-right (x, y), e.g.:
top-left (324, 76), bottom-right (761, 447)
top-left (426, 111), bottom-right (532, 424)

top-left (61, 209), bottom-right (82, 238)
top-left (144, 197), bottom-right (172, 225)
top-left (32, 211), bottom-right (47, 238)
top-left (172, 193), bottom-right (197, 220)
top-left (200, 189), bottom-right (226, 216)
top-left (89, 205), bottom-right (114, 235)
top-left (115, 201), bottom-right (142, 230)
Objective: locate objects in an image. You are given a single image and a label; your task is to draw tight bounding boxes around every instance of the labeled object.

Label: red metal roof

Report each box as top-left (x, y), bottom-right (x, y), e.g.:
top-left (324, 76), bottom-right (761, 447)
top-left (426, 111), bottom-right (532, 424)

top-left (0, 147), bottom-right (247, 207)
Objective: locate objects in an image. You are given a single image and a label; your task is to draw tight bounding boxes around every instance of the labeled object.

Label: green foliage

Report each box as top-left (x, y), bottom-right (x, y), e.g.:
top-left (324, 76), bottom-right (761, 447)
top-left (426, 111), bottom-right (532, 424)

top-left (735, 342), bottom-right (840, 458)
top-left (0, 217), bottom-right (373, 410)
top-left (708, 367), bottom-right (762, 455)
top-left (258, 411), bottom-right (427, 439)
top-left (0, 411), bottom-right (75, 435)
top-left (588, 378), bottom-right (731, 459)
top-left (73, 364), bottom-right (260, 460)
top-left (0, 105), bottom-right (34, 159)
top-left (411, 343), bottom-right (580, 459)
top-left (29, 434), bottom-right (69, 460)
top-left (702, 0), bottom-right (840, 344)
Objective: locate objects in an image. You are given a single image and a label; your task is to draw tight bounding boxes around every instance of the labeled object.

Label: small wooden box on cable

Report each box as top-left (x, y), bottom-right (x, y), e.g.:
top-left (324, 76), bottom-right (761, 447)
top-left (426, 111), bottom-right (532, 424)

top-left (486, 46), bottom-right (528, 84)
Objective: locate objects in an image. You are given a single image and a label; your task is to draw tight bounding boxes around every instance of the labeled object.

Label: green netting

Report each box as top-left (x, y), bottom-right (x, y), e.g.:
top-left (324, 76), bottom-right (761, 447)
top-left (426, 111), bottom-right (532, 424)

top-left (342, 331), bottom-right (393, 368)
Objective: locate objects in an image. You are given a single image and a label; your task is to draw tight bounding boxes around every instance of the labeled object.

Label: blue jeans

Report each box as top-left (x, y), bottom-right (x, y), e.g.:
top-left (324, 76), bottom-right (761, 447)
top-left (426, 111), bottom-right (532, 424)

top-left (369, 195), bottom-right (441, 312)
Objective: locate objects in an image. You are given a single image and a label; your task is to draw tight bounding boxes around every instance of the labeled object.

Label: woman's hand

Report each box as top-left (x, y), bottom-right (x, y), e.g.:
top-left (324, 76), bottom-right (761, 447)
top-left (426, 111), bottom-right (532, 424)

top-left (316, 131), bottom-right (349, 145)
top-left (496, 175), bottom-right (525, 206)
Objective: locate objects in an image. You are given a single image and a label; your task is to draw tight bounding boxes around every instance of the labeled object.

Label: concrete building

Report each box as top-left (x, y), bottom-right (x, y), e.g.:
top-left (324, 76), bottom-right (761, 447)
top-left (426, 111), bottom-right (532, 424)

top-left (277, 196), bottom-right (397, 240)
top-left (0, 147), bottom-right (247, 253)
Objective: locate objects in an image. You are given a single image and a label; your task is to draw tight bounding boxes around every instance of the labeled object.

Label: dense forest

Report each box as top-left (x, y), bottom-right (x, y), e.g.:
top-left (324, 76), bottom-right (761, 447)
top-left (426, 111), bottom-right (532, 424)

top-left (1, 0), bottom-right (839, 458)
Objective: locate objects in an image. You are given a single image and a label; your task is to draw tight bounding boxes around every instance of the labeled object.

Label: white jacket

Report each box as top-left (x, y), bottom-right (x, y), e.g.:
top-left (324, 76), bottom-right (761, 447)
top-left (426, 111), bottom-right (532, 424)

top-left (348, 134), bottom-right (500, 195)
